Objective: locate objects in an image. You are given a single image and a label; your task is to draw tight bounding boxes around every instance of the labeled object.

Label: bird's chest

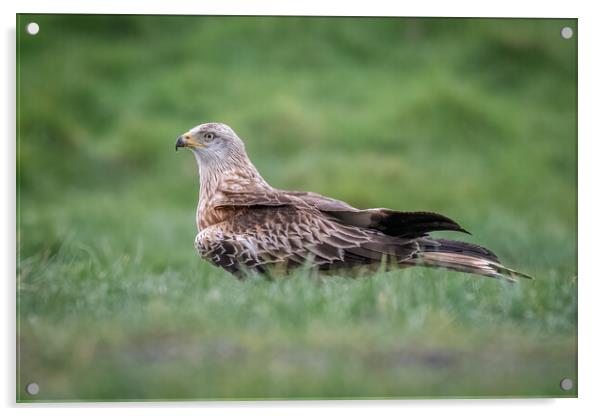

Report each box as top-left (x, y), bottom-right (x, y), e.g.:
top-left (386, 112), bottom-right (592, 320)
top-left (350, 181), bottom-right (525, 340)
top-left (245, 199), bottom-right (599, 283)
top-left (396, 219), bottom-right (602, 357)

top-left (196, 198), bottom-right (237, 230)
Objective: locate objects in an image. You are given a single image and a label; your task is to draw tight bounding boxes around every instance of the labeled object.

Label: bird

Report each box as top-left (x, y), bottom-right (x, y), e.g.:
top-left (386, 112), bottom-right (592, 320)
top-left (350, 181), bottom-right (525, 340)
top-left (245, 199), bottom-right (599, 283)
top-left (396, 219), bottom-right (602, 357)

top-left (175, 122), bottom-right (532, 282)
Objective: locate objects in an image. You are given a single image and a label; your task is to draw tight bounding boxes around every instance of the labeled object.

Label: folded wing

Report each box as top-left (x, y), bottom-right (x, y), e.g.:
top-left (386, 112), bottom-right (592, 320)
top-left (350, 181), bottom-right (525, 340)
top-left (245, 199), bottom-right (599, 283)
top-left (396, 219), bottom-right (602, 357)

top-left (282, 191), bottom-right (469, 238)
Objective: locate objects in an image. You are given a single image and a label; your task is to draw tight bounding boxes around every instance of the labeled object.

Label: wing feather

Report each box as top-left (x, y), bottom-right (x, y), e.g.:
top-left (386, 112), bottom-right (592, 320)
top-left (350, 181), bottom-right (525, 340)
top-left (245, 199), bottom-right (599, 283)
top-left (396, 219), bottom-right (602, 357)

top-left (196, 200), bottom-right (419, 275)
top-left (282, 191), bottom-right (469, 237)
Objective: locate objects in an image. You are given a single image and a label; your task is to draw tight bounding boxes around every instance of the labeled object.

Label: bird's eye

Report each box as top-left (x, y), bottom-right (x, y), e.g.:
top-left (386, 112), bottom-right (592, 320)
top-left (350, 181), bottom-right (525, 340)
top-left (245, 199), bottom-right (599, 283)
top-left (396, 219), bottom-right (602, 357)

top-left (203, 133), bottom-right (214, 141)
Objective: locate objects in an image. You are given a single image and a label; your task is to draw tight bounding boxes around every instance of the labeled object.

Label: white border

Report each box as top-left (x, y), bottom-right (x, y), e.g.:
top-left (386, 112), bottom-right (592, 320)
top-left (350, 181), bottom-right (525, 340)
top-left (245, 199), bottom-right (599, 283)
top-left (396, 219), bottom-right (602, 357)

top-left (3, 0), bottom-right (582, 17)
top-left (3, 1), bottom-right (601, 415)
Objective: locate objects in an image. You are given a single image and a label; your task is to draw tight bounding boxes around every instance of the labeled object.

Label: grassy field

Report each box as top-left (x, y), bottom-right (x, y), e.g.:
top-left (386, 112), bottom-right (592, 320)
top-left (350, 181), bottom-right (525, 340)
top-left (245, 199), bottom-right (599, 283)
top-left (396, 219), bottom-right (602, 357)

top-left (17, 15), bottom-right (577, 401)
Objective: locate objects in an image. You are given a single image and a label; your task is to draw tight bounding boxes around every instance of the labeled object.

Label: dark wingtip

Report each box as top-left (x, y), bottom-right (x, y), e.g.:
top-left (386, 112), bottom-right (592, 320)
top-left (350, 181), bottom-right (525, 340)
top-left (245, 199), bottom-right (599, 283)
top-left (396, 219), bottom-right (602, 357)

top-left (458, 226), bottom-right (472, 235)
top-left (372, 210), bottom-right (475, 238)
top-left (439, 214), bottom-right (471, 235)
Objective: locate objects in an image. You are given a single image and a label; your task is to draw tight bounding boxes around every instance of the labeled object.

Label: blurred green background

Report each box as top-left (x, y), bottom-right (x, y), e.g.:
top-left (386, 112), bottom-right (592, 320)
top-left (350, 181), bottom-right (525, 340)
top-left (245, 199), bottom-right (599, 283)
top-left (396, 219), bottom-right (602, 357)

top-left (17, 15), bottom-right (577, 401)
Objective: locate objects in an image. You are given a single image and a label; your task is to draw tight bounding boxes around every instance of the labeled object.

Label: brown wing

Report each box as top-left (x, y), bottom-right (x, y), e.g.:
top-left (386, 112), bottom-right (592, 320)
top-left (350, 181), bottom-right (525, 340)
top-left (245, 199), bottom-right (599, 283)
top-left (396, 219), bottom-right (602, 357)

top-left (281, 190), bottom-right (357, 211)
top-left (202, 190), bottom-right (528, 281)
top-left (213, 188), bottom-right (298, 208)
top-left (215, 188), bottom-right (468, 238)
top-left (214, 189), bottom-right (354, 211)
top-left (198, 203), bottom-right (419, 277)
top-left (281, 191), bottom-right (469, 238)
top-left (323, 209), bottom-right (470, 238)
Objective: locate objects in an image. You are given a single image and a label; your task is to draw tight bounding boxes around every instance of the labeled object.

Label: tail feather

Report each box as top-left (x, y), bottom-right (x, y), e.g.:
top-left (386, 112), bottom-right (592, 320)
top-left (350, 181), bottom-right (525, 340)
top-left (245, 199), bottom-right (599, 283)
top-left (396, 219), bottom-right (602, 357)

top-left (418, 238), bottom-right (500, 263)
top-left (407, 238), bottom-right (533, 282)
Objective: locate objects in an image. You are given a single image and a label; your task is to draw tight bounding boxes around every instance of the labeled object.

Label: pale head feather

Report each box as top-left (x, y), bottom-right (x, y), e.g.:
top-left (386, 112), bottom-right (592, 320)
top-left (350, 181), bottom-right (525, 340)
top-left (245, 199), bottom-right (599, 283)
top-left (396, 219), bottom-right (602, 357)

top-left (179, 122), bottom-right (270, 202)
top-left (184, 122), bottom-right (248, 168)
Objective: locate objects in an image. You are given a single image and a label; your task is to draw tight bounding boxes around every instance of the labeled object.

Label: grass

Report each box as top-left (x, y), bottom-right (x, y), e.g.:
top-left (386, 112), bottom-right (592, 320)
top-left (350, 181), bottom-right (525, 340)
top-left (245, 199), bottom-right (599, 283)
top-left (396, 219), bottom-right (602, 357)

top-left (17, 15), bottom-right (577, 400)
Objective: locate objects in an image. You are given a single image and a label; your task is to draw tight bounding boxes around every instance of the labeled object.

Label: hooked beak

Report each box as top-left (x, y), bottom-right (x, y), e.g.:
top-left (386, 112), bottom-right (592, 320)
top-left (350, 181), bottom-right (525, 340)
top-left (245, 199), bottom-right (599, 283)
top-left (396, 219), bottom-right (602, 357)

top-left (175, 134), bottom-right (205, 151)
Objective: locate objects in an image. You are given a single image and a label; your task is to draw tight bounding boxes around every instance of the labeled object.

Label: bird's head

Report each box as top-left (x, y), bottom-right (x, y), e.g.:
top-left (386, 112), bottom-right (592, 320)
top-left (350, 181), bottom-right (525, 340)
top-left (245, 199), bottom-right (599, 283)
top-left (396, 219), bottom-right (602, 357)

top-left (175, 122), bottom-right (247, 165)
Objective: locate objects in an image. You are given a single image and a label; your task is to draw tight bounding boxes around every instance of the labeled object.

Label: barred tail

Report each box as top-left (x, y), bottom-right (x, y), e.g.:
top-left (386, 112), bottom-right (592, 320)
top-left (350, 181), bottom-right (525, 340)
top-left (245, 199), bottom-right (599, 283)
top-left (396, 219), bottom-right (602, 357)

top-left (407, 238), bottom-right (533, 282)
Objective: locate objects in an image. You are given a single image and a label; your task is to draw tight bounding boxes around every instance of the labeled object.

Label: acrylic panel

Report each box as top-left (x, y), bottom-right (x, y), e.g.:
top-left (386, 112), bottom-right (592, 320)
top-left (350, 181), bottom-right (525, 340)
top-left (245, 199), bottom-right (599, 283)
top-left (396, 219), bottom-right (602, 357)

top-left (16, 15), bottom-right (577, 401)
